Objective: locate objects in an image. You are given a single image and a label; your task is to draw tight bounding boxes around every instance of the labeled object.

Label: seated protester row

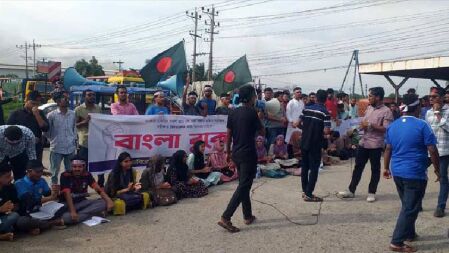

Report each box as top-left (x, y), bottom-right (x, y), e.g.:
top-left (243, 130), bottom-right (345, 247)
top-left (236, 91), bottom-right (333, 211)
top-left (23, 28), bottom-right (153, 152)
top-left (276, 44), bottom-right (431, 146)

top-left (59, 155), bottom-right (114, 225)
top-left (187, 141), bottom-right (222, 187)
top-left (140, 155), bottom-right (177, 206)
top-left (0, 162), bottom-right (46, 241)
top-left (105, 152), bottom-right (144, 211)
top-left (166, 150), bottom-right (208, 199)
top-left (145, 91), bottom-right (170, 115)
top-left (208, 139), bottom-right (238, 182)
top-left (15, 160), bottom-right (65, 229)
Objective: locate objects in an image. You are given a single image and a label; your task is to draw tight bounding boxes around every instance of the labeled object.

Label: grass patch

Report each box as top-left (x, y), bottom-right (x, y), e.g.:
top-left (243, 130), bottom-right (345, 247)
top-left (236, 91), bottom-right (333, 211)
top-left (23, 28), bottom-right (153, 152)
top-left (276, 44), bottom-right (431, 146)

top-left (2, 100), bottom-right (23, 122)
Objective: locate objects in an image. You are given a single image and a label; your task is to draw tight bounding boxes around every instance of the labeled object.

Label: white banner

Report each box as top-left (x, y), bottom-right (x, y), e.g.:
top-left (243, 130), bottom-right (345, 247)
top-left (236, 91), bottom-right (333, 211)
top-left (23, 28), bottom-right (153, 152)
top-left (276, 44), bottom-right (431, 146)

top-left (88, 114), bottom-right (227, 173)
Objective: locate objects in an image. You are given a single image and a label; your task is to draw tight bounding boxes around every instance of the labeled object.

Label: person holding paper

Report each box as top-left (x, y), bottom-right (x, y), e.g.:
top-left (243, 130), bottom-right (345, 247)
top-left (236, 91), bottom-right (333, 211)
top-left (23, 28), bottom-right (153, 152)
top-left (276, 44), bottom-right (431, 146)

top-left (15, 160), bottom-right (65, 229)
top-left (60, 155), bottom-right (114, 225)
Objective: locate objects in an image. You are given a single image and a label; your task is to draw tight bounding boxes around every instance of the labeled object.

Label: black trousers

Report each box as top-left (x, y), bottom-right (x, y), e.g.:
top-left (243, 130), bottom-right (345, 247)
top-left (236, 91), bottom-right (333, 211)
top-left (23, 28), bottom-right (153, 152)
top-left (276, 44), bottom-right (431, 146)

top-left (35, 142), bottom-right (43, 162)
top-left (348, 147), bottom-right (382, 194)
top-left (222, 159), bottom-right (256, 220)
top-left (4, 151), bottom-right (29, 181)
top-left (301, 148), bottom-right (322, 197)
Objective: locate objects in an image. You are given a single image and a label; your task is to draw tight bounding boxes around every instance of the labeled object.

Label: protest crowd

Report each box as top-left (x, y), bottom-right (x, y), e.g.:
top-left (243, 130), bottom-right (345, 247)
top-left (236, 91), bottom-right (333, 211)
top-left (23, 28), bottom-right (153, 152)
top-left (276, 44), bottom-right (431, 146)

top-left (0, 76), bottom-right (447, 252)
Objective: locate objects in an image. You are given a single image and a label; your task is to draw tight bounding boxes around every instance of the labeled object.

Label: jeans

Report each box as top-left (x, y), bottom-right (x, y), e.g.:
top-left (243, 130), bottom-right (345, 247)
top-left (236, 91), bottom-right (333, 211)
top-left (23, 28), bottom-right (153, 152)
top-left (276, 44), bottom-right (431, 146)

top-left (0, 212), bottom-right (19, 233)
top-left (4, 151), bottom-right (29, 181)
top-left (391, 176), bottom-right (427, 245)
top-left (437, 155), bottom-right (449, 210)
top-left (301, 148), bottom-right (322, 197)
top-left (50, 151), bottom-right (74, 184)
top-left (348, 147), bottom-right (382, 194)
top-left (78, 146), bottom-right (104, 187)
top-left (222, 159), bottom-right (257, 220)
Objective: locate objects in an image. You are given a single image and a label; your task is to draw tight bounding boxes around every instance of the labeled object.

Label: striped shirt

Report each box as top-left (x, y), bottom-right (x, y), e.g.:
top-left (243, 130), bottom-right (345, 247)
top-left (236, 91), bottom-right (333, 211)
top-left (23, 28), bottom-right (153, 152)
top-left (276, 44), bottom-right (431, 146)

top-left (0, 125), bottom-right (36, 161)
top-left (46, 108), bottom-right (77, 154)
top-left (300, 103), bottom-right (331, 151)
top-left (426, 105), bottom-right (449, 157)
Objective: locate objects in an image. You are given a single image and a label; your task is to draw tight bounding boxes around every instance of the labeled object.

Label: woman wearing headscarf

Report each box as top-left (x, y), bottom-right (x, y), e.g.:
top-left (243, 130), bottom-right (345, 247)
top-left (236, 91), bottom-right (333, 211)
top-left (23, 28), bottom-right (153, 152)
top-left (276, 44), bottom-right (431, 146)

top-left (187, 140), bottom-right (222, 187)
top-left (166, 150), bottom-right (208, 199)
top-left (140, 155), bottom-right (176, 206)
top-left (105, 152), bottom-right (144, 211)
top-left (269, 135), bottom-right (299, 170)
top-left (208, 139), bottom-right (238, 182)
top-left (256, 136), bottom-right (270, 164)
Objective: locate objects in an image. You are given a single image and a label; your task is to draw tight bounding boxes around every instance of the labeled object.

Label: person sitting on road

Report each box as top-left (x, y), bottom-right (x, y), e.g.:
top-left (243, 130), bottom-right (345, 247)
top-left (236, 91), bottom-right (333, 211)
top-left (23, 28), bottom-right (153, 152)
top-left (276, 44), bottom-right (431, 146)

top-left (59, 155), bottom-right (114, 225)
top-left (105, 152), bottom-right (144, 211)
top-left (187, 140), bottom-right (222, 187)
top-left (166, 150), bottom-right (208, 199)
top-left (268, 135), bottom-right (288, 160)
top-left (140, 155), bottom-right (177, 206)
top-left (208, 139), bottom-right (238, 183)
top-left (256, 136), bottom-right (271, 164)
top-left (15, 160), bottom-right (65, 230)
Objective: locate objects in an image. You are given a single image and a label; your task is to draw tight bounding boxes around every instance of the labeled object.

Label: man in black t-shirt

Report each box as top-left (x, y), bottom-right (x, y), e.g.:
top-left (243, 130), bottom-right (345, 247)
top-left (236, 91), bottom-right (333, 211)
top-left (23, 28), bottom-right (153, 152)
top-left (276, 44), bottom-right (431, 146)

top-left (218, 85), bottom-right (264, 233)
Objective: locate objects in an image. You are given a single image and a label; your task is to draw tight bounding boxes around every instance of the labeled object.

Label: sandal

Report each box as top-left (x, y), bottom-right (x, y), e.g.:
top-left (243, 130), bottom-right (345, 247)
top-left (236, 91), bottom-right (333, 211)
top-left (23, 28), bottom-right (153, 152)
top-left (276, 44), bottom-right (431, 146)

top-left (244, 215), bottom-right (257, 225)
top-left (0, 232), bottom-right (14, 241)
top-left (303, 195), bottom-right (323, 202)
top-left (217, 219), bottom-right (240, 233)
top-left (389, 244), bottom-right (417, 252)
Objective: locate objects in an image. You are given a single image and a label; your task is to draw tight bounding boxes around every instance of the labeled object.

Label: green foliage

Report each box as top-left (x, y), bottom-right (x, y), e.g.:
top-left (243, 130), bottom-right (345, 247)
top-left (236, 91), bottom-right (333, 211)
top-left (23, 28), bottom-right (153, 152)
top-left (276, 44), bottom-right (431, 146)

top-left (74, 56), bottom-right (105, 77)
top-left (189, 63), bottom-right (208, 81)
top-left (0, 74), bottom-right (19, 78)
top-left (2, 100), bottom-right (23, 122)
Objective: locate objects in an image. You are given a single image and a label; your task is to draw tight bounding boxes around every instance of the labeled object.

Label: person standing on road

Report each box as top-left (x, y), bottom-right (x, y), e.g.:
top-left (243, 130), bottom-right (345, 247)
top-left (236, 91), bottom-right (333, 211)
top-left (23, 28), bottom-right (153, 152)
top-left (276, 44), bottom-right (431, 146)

top-left (425, 87), bottom-right (449, 218)
top-left (45, 92), bottom-right (77, 185)
top-left (300, 89), bottom-right (331, 202)
top-left (110, 86), bottom-right (139, 115)
top-left (384, 93), bottom-right (440, 252)
top-left (218, 84), bottom-right (264, 233)
top-left (337, 87), bottom-right (393, 202)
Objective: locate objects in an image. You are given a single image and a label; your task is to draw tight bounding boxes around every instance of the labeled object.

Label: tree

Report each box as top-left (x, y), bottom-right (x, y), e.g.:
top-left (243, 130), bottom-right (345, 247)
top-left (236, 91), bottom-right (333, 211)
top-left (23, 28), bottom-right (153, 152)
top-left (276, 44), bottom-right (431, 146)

top-left (387, 93), bottom-right (396, 98)
top-left (0, 74), bottom-right (19, 78)
top-left (74, 56), bottom-right (105, 77)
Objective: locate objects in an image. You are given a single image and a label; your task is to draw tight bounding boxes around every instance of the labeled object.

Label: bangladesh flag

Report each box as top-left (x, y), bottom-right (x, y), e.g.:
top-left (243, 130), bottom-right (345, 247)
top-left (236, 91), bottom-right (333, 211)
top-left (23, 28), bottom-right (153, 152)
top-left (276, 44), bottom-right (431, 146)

top-left (213, 55), bottom-right (252, 96)
top-left (140, 41), bottom-right (187, 87)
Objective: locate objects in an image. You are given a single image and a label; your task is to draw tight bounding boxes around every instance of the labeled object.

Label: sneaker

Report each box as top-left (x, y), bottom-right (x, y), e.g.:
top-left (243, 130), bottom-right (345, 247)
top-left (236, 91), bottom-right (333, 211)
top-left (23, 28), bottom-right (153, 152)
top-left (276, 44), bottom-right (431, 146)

top-left (367, 194), bottom-right (376, 203)
top-left (434, 208), bottom-right (445, 218)
top-left (337, 190), bottom-right (354, 198)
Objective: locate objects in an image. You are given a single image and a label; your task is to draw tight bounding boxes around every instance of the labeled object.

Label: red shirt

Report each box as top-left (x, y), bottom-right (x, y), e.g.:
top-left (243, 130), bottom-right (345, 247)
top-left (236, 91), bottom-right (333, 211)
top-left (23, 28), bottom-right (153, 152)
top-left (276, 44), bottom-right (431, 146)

top-left (325, 98), bottom-right (338, 119)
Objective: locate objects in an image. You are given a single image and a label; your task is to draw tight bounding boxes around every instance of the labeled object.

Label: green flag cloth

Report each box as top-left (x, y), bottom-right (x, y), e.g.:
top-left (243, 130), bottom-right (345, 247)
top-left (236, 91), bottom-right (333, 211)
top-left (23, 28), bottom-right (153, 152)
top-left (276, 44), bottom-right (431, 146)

top-left (213, 55), bottom-right (252, 96)
top-left (140, 41), bottom-right (187, 87)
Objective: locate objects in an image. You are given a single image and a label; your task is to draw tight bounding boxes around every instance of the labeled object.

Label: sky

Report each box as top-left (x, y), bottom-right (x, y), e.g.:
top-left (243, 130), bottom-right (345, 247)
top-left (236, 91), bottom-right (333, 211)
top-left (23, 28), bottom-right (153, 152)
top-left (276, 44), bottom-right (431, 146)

top-left (1, 0), bottom-right (449, 96)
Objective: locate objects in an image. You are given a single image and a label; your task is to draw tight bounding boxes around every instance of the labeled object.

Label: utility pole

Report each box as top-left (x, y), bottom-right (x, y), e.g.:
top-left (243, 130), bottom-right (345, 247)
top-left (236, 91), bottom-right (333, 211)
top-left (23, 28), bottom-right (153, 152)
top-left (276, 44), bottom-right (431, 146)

top-left (340, 50), bottom-right (364, 98)
top-left (187, 8), bottom-right (202, 83)
top-left (113, 60), bottom-right (124, 71)
top-left (32, 39), bottom-right (41, 77)
top-left (203, 5), bottom-right (219, 81)
top-left (16, 42), bottom-right (31, 79)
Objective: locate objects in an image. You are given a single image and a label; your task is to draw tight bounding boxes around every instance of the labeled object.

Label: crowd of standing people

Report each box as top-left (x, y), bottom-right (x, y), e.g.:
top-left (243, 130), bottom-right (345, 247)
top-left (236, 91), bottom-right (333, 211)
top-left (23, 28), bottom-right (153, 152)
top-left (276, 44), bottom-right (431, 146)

top-left (0, 81), bottom-right (448, 252)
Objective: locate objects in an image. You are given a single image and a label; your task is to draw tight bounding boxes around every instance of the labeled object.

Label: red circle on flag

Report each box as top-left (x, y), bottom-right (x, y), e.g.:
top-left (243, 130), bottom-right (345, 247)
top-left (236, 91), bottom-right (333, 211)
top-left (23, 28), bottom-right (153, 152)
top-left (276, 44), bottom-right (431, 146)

top-left (224, 70), bottom-right (235, 83)
top-left (156, 57), bottom-right (172, 73)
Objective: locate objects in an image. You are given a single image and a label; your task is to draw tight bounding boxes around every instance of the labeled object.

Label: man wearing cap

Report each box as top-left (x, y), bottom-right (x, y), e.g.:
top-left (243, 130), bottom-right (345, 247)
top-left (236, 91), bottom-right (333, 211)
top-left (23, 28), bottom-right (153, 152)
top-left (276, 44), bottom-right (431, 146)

top-left (45, 92), bottom-right (77, 184)
top-left (426, 87), bottom-right (449, 218)
top-left (216, 93), bottom-right (232, 115)
top-left (7, 90), bottom-right (48, 162)
top-left (110, 85), bottom-right (139, 115)
top-left (59, 155), bottom-right (113, 225)
top-left (15, 160), bottom-right (65, 229)
top-left (197, 85), bottom-right (217, 116)
top-left (384, 94), bottom-right (440, 252)
top-left (0, 125), bottom-right (36, 180)
top-left (145, 91), bottom-right (170, 115)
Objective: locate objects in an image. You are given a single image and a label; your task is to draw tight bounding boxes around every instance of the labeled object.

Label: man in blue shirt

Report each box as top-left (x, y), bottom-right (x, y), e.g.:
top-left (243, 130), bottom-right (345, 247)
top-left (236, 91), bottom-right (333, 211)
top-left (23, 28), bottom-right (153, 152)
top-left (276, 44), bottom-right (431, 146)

top-left (197, 85), bottom-right (216, 116)
top-left (384, 94), bottom-right (440, 252)
top-left (15, 160), bottom-right (65, 228)
top-left (145, 91), bottom-right (170, 115)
